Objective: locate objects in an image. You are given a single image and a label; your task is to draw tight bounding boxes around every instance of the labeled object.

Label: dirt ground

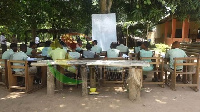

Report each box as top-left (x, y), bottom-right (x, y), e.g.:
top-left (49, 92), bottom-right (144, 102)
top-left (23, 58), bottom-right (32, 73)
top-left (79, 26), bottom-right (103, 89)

top-left (0, 83), bottom-right (200, 112)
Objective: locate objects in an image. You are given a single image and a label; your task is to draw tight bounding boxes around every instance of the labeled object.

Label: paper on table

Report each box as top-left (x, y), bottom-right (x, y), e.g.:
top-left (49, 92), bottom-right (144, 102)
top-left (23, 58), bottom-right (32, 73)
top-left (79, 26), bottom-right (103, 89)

top-left (122, 54), bottom-right (129, 58)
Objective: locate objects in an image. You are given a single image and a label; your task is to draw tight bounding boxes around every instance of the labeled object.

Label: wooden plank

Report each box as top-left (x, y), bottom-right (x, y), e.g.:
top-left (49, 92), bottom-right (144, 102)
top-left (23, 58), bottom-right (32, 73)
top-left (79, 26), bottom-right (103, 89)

top-left (175, 84), bottom-right (198, 87)
top-left (10, 86), bottom-right (26, 89)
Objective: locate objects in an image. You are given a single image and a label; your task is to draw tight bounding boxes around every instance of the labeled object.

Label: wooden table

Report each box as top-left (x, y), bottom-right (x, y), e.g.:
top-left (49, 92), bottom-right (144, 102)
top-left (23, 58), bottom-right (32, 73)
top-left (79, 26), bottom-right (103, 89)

top-left (31, 60), bottom-right (149, 101)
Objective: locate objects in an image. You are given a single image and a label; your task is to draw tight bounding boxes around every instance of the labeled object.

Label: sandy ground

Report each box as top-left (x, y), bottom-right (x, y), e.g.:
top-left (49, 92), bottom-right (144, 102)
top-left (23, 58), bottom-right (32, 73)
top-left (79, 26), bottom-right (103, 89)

top-left (0, 83), bottom-right (200, 112)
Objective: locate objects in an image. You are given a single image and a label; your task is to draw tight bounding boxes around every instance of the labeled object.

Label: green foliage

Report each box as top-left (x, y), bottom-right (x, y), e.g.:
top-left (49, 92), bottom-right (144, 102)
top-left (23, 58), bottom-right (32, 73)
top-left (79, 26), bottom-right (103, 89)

top-left (154, 43), bottom-right (170, 53)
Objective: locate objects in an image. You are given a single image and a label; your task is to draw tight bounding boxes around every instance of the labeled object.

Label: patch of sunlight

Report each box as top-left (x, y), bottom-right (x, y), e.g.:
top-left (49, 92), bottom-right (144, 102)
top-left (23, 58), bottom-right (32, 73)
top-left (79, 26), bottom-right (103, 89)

top-left (114, 87), bottom-right (124, 92)
top-left (94, 98), bottom-right (98, 100)
top-left (59, 104), bottom-right (66, 108)
top-left (109, 104), bottom-right (119, 109)
top-left (1, 92), bottom-right (25, 100)
top-left (155, 99), bottom-right (167, 104)
top-left (143, 87), bottom-right (152, 93)
top-left (97, 96), bottom-right (110, 98)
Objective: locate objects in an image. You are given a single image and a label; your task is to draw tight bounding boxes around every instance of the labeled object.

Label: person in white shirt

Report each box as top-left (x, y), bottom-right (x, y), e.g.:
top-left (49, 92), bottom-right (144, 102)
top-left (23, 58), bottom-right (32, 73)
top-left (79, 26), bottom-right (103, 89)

top-left (0, 33), bottom-right (7, 53)
top-left (35, 36), bottom-right (40, 46)
top-left (91, 40), bottom-right (102, 53)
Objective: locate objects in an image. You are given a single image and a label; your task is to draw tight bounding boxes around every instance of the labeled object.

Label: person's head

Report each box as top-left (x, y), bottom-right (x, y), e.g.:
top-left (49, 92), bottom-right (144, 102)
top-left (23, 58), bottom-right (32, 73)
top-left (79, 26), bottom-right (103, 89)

top-left (69, 43), bottom-right (77, 51)
top-left (110, 42), bottom-right (118, 49)
top-left (77, 39), bottom-right (82, 46)
top-left (136, 41), bottom-right (142, 47)
top-left (92, 40), bottom-right (98, 45)
top-left (20, 44), bottom-right (27, 53)
top-left (172, 41), bottom-right (180, 49)
top-left (86, 43), bottom-right (92, 50)
top-left (141, 41), bottom-right (150, 50)
top-left (10, 43), bottom-right (17, 52)
top-left (1, 32), bottom-right (4, 35)
top-left (45, 41), bottom-right (51, 47)
top-left (30, 42), bottom-right (37, 48)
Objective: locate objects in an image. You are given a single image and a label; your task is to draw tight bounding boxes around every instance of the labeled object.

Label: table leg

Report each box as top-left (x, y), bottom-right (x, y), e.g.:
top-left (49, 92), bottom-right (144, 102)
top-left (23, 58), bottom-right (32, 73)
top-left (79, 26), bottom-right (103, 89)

top-left (81, 65), bottom-right (88, 97)
top-left (47, 66), bottom-right (55, 95)
top-left (41, 66), bottom-right (47, 87)
top-left (128, 67), bottom-right (142, 101)
top-left (90, 67), bottom-right (96, 88)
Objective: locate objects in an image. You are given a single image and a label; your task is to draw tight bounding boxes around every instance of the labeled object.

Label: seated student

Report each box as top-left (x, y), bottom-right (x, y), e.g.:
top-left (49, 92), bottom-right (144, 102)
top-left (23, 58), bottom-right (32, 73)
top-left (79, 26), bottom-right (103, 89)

top-left (116, 39), bottom-right (129, 54)
top-left (164, 41), bottom-right (187, 80)
top-left (49, 40), bottom-right (67, 60)
top-left (67, 43), bottom-right (81, 74)
top-left (75, 38), bottom-right (83, 53)
top-left (26, 42), bottom-right (41, 57)
top-left (107, 42), bottom-right (120, 58)
top-left (91, 40), bottom-right (102, 53)
top-left (134, 41), bottom-right (142, 53)
top-left (83, 43), bottom-right (95, 58)
top-left (11, 44), bottom-right (37, 75)
top-left (42, 41), bottom-right (52, 59)
top-left (138, 41), bottom-right (154, 79)
top-left (2, 43), bottom-right (17, 60)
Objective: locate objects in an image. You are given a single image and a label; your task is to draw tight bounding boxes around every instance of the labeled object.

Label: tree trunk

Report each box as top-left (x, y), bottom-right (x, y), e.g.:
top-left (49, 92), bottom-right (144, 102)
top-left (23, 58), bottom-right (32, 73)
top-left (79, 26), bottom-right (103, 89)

top-left (31, 24), bottom-right (37, 42)
top-left (100, 0), bottom-right (113, 14)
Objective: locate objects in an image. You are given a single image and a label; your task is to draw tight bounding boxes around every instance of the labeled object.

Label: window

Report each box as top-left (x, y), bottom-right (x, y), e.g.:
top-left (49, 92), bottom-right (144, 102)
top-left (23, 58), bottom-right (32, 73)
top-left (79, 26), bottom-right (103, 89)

top-left (175, 29), bottom-right (182, 38)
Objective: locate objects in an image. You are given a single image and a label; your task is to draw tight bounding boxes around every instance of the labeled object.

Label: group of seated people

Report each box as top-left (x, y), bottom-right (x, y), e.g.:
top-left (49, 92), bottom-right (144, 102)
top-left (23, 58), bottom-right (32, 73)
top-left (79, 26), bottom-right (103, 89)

top-left (1, 37), bottom-right (188, 84)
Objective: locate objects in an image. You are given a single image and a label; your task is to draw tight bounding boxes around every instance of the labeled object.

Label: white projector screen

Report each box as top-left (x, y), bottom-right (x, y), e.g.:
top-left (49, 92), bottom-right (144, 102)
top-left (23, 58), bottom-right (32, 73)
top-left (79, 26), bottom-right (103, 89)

top-left (92, 13), bottom-right (117, 51)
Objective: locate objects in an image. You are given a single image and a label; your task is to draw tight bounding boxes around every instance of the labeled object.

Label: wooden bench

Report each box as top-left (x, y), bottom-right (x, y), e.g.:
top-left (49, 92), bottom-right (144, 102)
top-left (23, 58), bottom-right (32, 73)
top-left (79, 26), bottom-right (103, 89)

top-left (7, 60), bottom-right (35, 93)
top-left (0, 59), bottom-right (8, 88)
top-left (180, 42), bottom-right (200, 56)
top-left (141, 57), bottom-right (165, 87)
top-left (170, 57), bottom-right (199, 91)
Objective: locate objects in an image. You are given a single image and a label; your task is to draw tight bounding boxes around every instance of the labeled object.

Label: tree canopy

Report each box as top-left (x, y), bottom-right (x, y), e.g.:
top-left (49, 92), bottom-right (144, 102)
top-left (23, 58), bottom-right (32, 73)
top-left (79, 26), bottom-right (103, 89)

top-left (0, 0), bottom-right (200, 41)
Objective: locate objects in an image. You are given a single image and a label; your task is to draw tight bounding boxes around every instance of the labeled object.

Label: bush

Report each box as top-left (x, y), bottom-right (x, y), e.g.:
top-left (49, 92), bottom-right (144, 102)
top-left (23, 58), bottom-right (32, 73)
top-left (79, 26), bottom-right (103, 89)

top-left (154, 43), bottom-right (170, 53)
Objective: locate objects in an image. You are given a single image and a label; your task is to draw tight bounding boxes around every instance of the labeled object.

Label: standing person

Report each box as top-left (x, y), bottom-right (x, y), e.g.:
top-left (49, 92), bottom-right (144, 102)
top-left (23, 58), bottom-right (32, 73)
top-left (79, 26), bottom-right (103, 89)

top-left (11, 34), bottom-right (18, 43)
top-left (2, 43), bottom-right (17, 60)
top-left (0, 33), bottom-right (7, 54)
top-left (35, 36), bottom-right (40, 46)
top-left (91, 40), bottom-right (102, 53)
top-left (116, 39), bottom-right (129, 54)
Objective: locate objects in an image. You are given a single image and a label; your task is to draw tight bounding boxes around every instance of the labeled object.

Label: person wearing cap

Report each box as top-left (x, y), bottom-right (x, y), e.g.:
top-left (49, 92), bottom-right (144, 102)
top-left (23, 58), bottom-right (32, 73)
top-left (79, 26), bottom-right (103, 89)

top-left (2, 43), bottom-right (17, 60)
top-left (138, 41), bottom-right (154, 80)
top-left (91, 40), bottom-right (102, 53)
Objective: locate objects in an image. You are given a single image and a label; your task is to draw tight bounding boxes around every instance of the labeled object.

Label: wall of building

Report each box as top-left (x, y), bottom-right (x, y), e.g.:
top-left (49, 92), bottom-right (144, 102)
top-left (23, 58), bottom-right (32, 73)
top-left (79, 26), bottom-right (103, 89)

top-left (156, 20), bottom-right (200, 46)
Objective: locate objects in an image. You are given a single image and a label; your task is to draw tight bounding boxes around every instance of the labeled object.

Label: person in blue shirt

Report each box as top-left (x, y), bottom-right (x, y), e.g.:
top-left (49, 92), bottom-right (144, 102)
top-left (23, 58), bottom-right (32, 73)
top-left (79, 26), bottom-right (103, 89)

top-left (134, 41), bottom-right (142, 53)
top-left (42, 41), bottom-right (51, 60)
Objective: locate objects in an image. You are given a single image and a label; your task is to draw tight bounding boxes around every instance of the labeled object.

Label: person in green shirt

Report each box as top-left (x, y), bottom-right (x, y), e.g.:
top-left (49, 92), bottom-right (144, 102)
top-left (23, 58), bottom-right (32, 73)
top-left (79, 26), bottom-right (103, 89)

top-left (2, 43), bottom-right (17, 60)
